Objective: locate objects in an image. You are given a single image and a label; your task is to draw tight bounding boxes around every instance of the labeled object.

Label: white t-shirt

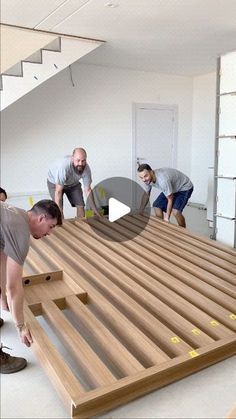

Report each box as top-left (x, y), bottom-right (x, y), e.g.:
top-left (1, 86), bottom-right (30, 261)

top-left (47, 156), bottom-right (92, 188)
top-left (144, 168), bottom-right (193, 196)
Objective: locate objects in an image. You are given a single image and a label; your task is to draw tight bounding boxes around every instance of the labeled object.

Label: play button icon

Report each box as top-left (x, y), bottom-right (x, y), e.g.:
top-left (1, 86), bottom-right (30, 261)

top-left (108, 198), bottom-right (130, 222)
top-left (87, 176), bottom-right (151, 242)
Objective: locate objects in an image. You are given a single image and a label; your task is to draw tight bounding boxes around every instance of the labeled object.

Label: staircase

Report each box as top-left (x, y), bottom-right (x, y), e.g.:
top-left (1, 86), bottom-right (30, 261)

top-left (0, 26), bottom-right (103, 111)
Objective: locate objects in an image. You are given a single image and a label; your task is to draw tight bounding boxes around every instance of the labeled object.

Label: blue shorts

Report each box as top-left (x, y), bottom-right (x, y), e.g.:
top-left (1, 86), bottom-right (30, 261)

top-left (153, 187), bottom-right (193, 213)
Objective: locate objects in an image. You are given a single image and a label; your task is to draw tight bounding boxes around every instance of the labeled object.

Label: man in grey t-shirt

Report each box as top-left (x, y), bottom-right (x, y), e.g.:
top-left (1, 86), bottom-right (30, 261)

top-left (138, 164), bottom-right (193, 227)
top-left (47, 147), bottom-right (100, 218)
top-left (0, 200), bottom-right (62, 373)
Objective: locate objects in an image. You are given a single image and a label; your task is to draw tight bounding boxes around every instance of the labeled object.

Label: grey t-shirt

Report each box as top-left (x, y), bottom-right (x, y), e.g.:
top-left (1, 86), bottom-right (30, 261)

top-left (47, 156), bottom-right (92, 188)
top-left (0, 202), bottom-right (30, 266)
top-left (144, 168), bottom-right (193, 196)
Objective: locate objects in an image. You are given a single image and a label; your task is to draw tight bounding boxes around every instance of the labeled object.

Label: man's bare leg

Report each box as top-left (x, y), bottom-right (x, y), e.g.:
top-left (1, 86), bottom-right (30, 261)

top-left (0, 251), bottom-right (9, 311)
top-left (173, 210), bottom-right (186, 227)
top-left (76, 206), bottom-right (85, 218)
top-left (154, 207), bottom-right (164, 219)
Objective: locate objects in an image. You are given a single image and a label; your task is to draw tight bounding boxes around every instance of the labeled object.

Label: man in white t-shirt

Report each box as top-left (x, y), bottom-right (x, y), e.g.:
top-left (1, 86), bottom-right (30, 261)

top-left (47, 147), bottom-right (100, 218)
top-left (138, 164), bottom-right (193, 227)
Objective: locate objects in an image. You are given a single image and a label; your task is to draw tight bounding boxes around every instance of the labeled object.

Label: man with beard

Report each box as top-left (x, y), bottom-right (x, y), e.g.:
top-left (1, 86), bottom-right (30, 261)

top-left (0, 199), bottom-right (62, 373)
top-left (47, 147), bottom-right (100, 218)
top-left (138, 164), bottom-right (193, 228)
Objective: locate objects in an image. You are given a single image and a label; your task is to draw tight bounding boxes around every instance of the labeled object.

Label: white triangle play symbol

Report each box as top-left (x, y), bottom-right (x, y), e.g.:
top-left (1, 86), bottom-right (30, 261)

top-left (108, 198), bottom-right (130, 222)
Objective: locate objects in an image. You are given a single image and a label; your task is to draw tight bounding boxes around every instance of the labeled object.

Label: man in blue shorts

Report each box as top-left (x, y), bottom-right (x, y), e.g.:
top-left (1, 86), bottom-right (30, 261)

top-left (138, 164), bottom-right (193, 228)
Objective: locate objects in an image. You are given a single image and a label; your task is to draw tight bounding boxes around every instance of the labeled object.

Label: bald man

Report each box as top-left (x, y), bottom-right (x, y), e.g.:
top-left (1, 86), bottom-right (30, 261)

top-left (47, 148), bottom-right (100, 218)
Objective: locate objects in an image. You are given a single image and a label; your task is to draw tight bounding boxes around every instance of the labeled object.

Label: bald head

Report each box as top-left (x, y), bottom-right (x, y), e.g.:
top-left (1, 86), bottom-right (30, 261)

top-left (73, 147), bottom-right (87, 158)
top-left (72, 148), bottom-right (87, 173)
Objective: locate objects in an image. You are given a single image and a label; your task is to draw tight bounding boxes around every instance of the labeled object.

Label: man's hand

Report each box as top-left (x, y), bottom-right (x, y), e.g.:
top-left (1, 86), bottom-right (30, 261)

top-left (94, 210), bottom-right (103, 218)
top-left (163, 214), bottom-right (169, 222)
top-left (18, 324), bottom-right (33, 347)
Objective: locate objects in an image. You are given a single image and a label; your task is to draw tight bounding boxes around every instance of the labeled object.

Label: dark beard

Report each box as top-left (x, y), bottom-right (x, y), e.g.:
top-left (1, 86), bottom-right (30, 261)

top-left (74, 165), bottom-right (85, 174)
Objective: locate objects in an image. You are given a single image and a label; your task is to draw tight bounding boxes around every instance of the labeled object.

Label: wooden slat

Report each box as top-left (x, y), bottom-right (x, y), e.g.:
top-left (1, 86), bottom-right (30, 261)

top-left (65, 295), bottom-right (145, 376)
top-left (24, 305), bottom-right (85, 411)
top-left (42, 300), bottom-right (116, 388)
top-left (27, 248), bottom-right (53, 273)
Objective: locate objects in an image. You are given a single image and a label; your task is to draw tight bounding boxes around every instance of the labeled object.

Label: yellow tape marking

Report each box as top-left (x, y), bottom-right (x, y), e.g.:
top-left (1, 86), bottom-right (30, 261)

top-left (229, 314), bottom-right (236, 320)
top-left (191, 328), bottom-right (201, 336)
top-left (28, 196), bottom-right (34, 207)
top-left (171, 336), bottom-right (181, 344)
top-left (98, 187), bottom-right (106, 199)
top-left (210, 320), bottom-right (219, 327)
top-left (85, 210), bottom-right (94, 218)
top-left (189, 350), bottom-right (199, 358)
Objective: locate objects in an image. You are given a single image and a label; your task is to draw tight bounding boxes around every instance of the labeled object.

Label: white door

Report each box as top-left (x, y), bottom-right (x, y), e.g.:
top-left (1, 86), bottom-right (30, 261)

top-left (133, 103), bottom-right (177, 207)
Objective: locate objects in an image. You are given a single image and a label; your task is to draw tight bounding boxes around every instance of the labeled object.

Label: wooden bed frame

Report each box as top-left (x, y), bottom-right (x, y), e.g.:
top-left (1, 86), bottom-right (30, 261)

top-left (23, 215), bottom-right (236, 418)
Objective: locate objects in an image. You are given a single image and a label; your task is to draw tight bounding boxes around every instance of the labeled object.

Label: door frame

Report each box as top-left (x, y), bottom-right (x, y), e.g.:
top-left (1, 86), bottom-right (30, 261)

top-left (132, 102), bottom-right (178, 183)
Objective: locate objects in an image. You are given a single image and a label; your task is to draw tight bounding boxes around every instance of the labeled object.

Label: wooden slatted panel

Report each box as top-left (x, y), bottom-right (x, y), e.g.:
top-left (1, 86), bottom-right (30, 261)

top-left (44, 231), bottom-right (199, 356)
top-left (138, 215), bottom-right (236, 258)
top-left (86, 218), bottom-right (236, 305)
top-left (65, 221), bottom-right (234, 340)
top-left (58, 223), bottom-right (216, 348)
top-left (118, 217), bottom-right (236, 282)
top-left (24, 216), bottom-right (236, 418)
top-left (29, 238), bottom-right (170, 366)
top-left (125, 216), bottom-right (236, 275)
top-left (78, 218), bottom-right (236, 331)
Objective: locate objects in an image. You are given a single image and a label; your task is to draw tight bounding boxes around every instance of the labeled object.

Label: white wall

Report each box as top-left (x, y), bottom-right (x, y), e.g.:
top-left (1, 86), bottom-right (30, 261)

top-left (190, 72), bottom-right (216, 205)
top-left (1, 63), bottom-right (194, 217)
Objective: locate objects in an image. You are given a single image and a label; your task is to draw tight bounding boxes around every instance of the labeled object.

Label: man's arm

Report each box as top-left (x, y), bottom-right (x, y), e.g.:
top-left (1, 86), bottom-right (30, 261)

top-left (139, 190), bottom-right (151, 215)
top-left (164, 194), bottom-right (174, 221)
top-left (6, 256), bottom-right (33, 347)
top-left (84, 186), bottom-right (101, 217)
top-left (54, 184), bottom-right (64, 218)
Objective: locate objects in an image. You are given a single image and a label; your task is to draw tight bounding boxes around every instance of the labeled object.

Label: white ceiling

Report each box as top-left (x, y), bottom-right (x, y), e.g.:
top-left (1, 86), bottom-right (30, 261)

top-left (1, 0), bottom-right (236, 76)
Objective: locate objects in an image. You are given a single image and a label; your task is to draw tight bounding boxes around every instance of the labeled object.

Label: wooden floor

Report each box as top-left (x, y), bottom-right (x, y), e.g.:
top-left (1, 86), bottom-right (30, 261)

top-left (23, 215), bottom-right (236, 418)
